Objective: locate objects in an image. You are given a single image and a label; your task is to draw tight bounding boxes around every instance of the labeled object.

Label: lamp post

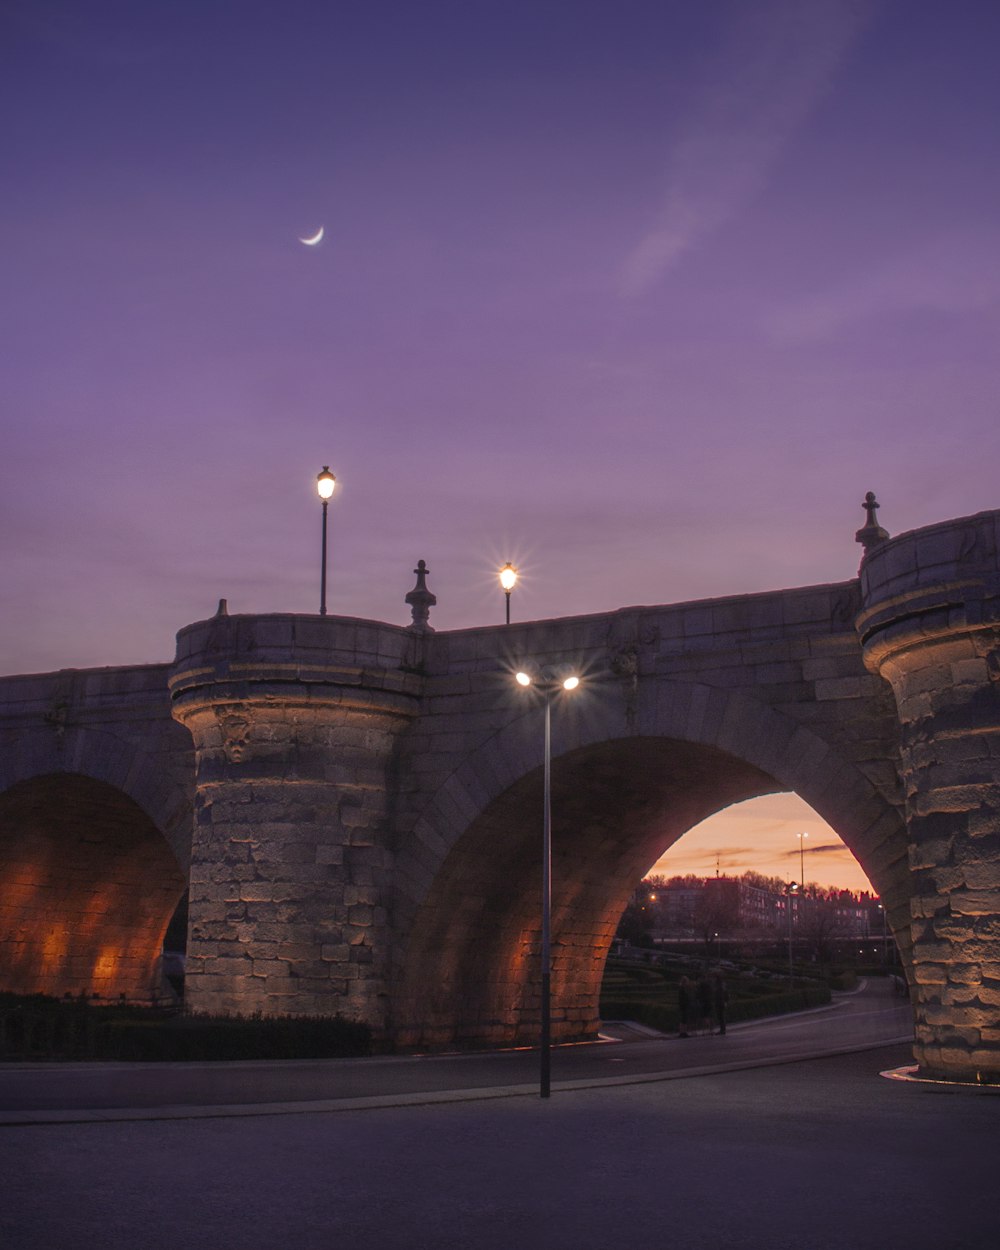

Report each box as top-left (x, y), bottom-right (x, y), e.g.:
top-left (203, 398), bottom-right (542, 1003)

top-left (499, 563), bottom-right (518, 625)
top-left (316, 466), bottom-right (336, 615)
top-left (515, 664), bottom-right (581, 1098)
top-left (797, 831), bottom-right (809, 890)
top-left (784, 882), bottom-right (799, 987)
top-left (878, 902), bottom-right (888, 966)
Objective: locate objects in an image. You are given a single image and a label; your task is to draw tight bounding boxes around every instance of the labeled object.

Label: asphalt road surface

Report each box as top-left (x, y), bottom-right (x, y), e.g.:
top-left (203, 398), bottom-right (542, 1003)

top-left (1, 978), bottom-right (913, 1121)
top-left (2, 981), bottom-right (996, 1250)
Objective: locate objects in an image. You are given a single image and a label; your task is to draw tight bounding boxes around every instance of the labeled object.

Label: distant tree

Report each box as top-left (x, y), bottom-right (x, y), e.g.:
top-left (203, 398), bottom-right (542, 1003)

top-left (693, 882), bottom-right (739, 948)
top-left (648, 873), bottom-right (704, 889)
top-left (615, 899), bottom-right (654, 948)
top-left (739, 870), bottom-right (790, 895)
top-left (799, 902), bottom-right (846, 967)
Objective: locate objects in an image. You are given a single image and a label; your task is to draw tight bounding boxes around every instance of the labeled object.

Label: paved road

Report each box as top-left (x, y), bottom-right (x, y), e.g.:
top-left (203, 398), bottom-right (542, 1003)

top-left (4, 1039), bottom-right (998, 1250)
top-left (5, 984), bottom-right (998, 1250)
top-left (0, 979), bottom-right (914, 1121)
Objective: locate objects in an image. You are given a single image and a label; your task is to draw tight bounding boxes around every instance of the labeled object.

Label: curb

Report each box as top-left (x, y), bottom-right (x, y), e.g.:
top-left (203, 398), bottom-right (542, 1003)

top-left (0, 1036), bottom-right (915, 1127)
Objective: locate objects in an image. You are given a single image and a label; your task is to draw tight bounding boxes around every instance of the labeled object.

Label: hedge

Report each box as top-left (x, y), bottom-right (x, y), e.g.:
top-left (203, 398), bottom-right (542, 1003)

top-left (600, 984), bottom-right (831, 1033)
top-left (0, 994), bottom-right (372, 1062)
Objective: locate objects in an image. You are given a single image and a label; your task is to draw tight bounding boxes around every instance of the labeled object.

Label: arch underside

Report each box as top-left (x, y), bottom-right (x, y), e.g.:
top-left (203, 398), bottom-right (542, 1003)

top-left (0, 774), bottom-right (187, 1001)
top-left (393, 737), bottom-right (789, 1049)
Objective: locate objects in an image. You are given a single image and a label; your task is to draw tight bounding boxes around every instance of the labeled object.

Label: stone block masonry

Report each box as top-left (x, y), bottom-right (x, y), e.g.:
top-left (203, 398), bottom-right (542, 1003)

top-left (169, 613), bottom-right (422, 1032)
top-left (1, 509), bottom-right (1000, 1083)
top-left (858, 511), bottom-right (1000, 1083)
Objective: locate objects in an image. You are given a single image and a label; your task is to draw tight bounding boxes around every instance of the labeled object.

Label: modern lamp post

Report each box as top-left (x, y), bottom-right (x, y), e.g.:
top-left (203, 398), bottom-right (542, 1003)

top-left (797, 831), bottom-right (809, 889)
top-left (515, 664), bottom-right (580, 1098)
top-left (784, 882), bottom-right (799, 987)
top-left (316, 466), bottom-right (336, 615)
top-left (499, 563), bottom-right (518, 624)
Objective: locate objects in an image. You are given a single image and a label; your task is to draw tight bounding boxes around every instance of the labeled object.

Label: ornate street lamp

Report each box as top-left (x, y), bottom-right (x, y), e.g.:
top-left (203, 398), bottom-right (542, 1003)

top-left (499, 563), bottom-right (518, 625)
top-left (316, 466), bottom-right (336, 615)
top-left (514, 664), bottom-right (580, 1098)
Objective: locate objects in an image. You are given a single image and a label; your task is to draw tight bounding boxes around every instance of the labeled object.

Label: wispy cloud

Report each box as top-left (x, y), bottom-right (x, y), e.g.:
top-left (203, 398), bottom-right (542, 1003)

top-left (765, 227), bottom-right (1000, 340)
top-left (779, 841), bottom-right (855, 860)
top-left (649, 794), bottom-right (875, 891)
top-left (621, 0), bottom-right (873, 295)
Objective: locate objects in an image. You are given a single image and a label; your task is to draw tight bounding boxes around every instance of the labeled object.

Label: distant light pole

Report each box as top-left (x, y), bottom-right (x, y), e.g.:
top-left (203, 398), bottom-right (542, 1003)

top-left (797, 831), bottom-right (809, 890)
top-left (316, 466), bottom-right (336, 615)
top-left (499, 563), bottom-right (518, 625)
top-left (784, 883), bottom-right (799, 987)
top-left (878, 902), bottom-right (888, 966)
top-left (515, 664), bottom-right (581, 1098)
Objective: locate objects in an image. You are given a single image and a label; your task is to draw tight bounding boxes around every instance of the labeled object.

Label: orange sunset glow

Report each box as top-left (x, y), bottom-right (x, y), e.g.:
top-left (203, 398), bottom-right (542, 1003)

top-left (647, 793), bottom-right (876, 894)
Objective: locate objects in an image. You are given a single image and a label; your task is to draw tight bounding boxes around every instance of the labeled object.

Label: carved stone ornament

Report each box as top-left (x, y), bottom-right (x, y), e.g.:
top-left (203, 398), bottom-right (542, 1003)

top-left (216, 707), bottom-right (252, 762)
top-left (405, 559), bottom-right (437, 633)
top-left (609, 643), bottom-right (640, 727)
top-left (43, 699), bottom-right (69, 743)
top-left (855, 491), bottom-right (890, 558)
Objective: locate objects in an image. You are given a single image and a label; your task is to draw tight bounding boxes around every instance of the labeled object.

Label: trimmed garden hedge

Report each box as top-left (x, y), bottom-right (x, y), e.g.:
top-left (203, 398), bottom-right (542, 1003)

top-left (600, 984), bottom-right (831, 1034)
top-left (0, 994), bottom-right (372, 1062)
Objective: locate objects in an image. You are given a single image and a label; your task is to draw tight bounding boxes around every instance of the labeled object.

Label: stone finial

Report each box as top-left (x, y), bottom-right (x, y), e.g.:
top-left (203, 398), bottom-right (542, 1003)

top-left (405, 560), bottom-right (437, 633)
top-left (855, 491), bottom-right (890, 556)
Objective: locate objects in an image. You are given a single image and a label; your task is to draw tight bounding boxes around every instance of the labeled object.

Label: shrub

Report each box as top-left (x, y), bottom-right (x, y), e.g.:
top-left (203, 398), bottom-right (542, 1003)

top-left (0, 993), bottom-right (372, 1062)
top-left (600, 983), bottom-right (831, 1033)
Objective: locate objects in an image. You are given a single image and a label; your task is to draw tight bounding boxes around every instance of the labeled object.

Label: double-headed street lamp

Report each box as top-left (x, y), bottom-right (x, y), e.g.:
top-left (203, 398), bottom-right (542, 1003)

top-left (499, 563), bottom-right (518, 625)
top-left (783, 882), bottom-right (799, 987)
top-left (877, 901), bottom-right (889, 966)
top-left (316, 466), bottom-right (336, 615)
top-left (515, 664), bottom-right (581, 1099)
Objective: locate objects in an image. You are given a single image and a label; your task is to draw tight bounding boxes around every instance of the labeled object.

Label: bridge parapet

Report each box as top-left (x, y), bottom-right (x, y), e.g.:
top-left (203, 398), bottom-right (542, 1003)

top-left (858, 509), bottom-right (1000, 1082)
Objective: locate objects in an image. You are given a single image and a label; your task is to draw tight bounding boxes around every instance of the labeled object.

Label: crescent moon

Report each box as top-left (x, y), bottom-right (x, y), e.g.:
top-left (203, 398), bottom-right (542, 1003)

top-left (299, 226), bottom-right (324, 246)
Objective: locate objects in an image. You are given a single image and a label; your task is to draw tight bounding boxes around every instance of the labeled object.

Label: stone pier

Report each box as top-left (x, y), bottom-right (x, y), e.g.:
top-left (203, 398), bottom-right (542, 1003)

top-left (168, 610), bottom-right (422, 1030)
top-left (858, 511), bottom-right (1000, 1082)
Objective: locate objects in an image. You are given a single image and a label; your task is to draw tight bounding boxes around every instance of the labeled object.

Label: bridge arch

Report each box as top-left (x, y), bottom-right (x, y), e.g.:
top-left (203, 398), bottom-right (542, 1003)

top-left (0, 746), bottom-right (188, 1002)
top-left (391, 679), bottom-right (908, 1048)
top-left (0, 723), bottom-right (192, 871)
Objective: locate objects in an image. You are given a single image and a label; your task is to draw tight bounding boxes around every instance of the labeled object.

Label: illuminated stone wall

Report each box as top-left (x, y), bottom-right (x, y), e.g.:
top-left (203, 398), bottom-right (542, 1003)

top-left (858, 512), bottom-right (1000, 1083)
top-left (0, 664), bottom-right (192, 1002)
top-left (169, 613), bottom-right (421, 1030)
top-left (387, 585), bottom-right (908, 1050)
top-left (2, 507), bottom-right (998, 1083)
top-left (0, 774), bottom-right (185, 999)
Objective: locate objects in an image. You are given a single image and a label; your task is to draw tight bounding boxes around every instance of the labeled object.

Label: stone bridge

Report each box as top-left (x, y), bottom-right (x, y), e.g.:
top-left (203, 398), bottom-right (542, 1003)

top-left (1, 507), bottom-right (999, 1084)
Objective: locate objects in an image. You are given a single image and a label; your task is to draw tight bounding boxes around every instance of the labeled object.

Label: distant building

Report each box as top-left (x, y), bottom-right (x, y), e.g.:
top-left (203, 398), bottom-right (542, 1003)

top-left (638, 875), bottom-right (882, 942)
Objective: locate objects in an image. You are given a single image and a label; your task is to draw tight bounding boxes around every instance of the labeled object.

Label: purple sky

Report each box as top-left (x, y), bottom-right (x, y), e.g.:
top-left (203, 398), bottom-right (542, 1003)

top-left (3, 1), bottom-right (998, 888)
top-left (4, 0), bottom-right (999, 673)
